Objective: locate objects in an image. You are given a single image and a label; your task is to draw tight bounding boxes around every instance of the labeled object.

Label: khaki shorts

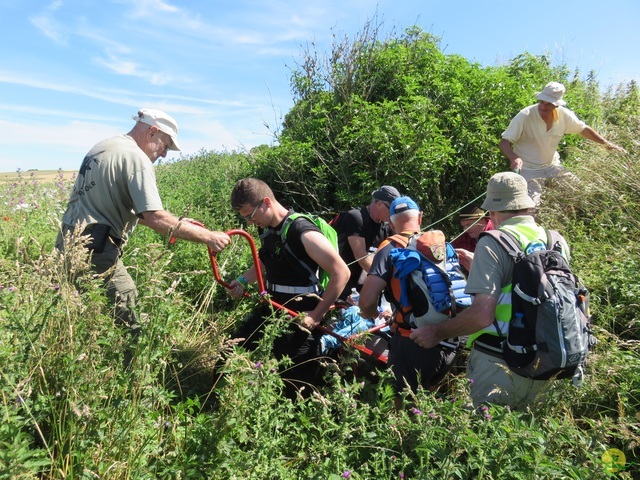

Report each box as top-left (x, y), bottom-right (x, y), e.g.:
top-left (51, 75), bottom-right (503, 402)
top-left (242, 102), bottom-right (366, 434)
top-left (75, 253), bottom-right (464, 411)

top-left (520, 165), bottom-right (578, 206)
top-left (466, 348), bottom-right (551, 409)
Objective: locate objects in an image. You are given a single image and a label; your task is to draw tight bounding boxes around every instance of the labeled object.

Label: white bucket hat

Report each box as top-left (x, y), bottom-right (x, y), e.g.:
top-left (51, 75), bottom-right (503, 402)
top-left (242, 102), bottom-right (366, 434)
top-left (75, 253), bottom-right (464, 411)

top-left (133, 108), bottom-right (181, 151)
top-left (535, 82), bottom-right (566, 107)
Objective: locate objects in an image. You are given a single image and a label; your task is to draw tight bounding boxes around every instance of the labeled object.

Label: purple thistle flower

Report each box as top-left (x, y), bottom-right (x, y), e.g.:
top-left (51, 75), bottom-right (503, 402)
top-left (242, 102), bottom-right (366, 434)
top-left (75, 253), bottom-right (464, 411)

top-left (410, 407), bottom-right (422, 415)
top-left (254, 361), bottom-right (262, 369)
top-left (342, 471), bottom-right (351, 478)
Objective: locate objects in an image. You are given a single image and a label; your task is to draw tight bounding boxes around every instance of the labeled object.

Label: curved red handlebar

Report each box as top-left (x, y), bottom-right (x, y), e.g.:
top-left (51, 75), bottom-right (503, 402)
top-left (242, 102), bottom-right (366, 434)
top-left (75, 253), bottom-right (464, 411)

top-left (172, 222), bottom-right (388, 364)
top-left (209, 229), bottom-right (263, 291)
top-left (209, 230), bottom-right (304, 317)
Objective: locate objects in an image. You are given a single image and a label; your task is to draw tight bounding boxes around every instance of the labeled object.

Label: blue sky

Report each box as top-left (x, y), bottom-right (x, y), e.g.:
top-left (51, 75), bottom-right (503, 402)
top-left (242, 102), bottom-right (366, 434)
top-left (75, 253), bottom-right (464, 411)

top-left (1, 0), bottom-right (638, 172)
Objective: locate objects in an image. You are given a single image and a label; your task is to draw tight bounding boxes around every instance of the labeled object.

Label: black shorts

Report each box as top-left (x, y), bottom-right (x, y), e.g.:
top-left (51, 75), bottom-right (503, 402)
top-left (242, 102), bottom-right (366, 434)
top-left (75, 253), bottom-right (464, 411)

top-left (388, 333), bottom-right (458, 393)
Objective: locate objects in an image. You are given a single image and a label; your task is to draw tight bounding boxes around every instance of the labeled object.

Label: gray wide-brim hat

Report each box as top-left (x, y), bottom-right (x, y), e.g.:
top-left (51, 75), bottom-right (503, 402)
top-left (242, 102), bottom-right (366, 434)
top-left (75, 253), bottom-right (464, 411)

top-left (481, 172), bottom-right (535, 211)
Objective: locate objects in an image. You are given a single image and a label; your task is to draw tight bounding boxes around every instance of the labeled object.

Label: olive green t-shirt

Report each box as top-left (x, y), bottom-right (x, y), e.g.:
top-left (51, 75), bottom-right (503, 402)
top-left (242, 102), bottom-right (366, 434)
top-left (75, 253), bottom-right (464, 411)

top-left (61, 134), bottom-right (163, 240)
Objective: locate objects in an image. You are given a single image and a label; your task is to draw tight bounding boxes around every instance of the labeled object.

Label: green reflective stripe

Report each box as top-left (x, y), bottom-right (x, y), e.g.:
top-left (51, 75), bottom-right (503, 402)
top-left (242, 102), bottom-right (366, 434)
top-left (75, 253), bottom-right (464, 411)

top-left (467, 285), bottom-right (512, 346)
top-left (495, 293), bottom-right (512, 321)
top-left (499, 223), bottom-right (547, 249)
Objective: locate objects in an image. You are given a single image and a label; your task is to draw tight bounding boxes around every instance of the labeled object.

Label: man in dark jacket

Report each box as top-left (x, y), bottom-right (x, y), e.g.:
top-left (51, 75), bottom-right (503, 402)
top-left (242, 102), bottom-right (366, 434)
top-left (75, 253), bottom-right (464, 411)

top-left (332, 185), bottom-right (400, 300)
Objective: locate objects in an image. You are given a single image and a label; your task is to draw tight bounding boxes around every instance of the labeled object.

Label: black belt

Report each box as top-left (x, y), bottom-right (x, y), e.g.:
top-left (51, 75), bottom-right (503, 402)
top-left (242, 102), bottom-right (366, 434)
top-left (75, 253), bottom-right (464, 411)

top-left (473, 334), bottom-right (504, 358)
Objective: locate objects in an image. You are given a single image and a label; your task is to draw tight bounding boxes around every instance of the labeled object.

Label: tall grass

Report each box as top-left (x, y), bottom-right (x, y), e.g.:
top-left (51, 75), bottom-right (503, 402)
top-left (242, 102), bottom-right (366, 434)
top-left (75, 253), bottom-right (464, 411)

top-left (1, 146), bottom-right (638, 479)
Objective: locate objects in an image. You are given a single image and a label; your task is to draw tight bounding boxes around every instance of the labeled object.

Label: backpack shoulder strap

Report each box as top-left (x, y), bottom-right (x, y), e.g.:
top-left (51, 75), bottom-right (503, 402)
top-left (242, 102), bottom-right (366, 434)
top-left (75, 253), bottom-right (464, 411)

top-left (388, 233), bottom-right (412, 248)
top-left (278, 212), bottom-right (320, 286)
top-left (546, 229), bottom-right (564, 253)
top-left (479, 229), bottom-right (523, 261)
top-left (280, 212), bottom-right (304, 240)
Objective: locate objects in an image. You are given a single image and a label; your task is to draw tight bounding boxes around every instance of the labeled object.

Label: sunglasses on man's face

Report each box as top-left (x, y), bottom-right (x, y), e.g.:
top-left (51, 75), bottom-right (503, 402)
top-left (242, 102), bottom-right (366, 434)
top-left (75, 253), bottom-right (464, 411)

top-left (241, 201), bottom-right (263, 221)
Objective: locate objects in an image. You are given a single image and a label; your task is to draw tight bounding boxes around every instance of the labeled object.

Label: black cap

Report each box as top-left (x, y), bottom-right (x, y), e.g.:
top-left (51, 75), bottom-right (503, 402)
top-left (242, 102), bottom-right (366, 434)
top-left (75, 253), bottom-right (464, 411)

top-left (372, 185), bottom-right (400, 203)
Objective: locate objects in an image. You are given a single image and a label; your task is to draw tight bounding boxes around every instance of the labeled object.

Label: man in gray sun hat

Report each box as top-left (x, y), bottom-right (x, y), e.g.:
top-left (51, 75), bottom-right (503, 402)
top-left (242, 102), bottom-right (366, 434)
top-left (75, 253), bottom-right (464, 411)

top-left (499, 81), bottom-right (626, 205)
top-left (409, 172), bottom-right (571, 409)
top-left (331, 185), bottom-right (401, 301)
top-left (57, 109), bottom-right (230, 345)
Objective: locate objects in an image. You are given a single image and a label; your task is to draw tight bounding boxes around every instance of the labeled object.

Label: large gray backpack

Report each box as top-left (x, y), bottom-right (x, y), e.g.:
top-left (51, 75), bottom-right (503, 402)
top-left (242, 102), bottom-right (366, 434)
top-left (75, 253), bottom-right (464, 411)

top-left (481, 229), bottom-right (594, 383)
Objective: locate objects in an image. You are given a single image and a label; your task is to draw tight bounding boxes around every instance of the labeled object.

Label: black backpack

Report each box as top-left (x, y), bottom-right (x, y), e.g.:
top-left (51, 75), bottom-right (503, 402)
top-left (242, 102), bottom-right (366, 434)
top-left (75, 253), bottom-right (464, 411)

top-left (482, 229), bottom-right (594, 383)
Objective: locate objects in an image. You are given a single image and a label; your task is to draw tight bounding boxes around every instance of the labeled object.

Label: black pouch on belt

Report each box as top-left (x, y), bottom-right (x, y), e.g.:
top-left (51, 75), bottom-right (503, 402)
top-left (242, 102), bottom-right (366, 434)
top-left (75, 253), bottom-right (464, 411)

top-left (85, 224), bottom-right (111, 253)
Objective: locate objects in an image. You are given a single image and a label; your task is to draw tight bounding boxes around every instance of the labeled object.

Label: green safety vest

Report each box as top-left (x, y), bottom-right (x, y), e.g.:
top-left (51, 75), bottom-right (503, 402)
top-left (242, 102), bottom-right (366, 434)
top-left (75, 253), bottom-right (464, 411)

top-left (466, 222), bottom-right (551, 347)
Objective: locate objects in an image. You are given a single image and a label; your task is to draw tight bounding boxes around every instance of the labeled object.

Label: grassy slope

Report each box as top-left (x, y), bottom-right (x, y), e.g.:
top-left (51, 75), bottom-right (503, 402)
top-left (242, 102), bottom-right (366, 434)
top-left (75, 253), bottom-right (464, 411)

top-left (0, 149), bottom-right (638, 479)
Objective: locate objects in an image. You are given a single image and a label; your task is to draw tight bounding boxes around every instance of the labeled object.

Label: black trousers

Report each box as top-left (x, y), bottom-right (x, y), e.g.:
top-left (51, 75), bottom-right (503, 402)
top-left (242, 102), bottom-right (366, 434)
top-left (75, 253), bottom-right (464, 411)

top-left (232, 302), bottom-right (325, 399)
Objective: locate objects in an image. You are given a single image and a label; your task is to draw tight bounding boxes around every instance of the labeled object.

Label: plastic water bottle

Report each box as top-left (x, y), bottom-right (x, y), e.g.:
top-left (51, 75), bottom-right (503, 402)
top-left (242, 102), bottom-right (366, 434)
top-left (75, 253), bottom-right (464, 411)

top-left (350, 287), bottom-right (360, 305)
top-left (512, 312), bottom-right (525, 328)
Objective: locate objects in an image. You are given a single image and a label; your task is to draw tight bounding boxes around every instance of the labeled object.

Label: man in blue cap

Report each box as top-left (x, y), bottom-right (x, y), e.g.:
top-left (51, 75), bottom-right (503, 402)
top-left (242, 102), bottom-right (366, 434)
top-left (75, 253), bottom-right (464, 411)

top-left (359, 196), bottom-right (460, 409)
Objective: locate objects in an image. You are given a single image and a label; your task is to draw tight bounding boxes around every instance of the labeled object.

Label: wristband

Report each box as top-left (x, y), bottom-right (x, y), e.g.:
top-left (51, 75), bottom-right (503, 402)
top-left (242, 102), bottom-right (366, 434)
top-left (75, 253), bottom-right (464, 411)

top-left (236, 275), bottom-right (249, 287)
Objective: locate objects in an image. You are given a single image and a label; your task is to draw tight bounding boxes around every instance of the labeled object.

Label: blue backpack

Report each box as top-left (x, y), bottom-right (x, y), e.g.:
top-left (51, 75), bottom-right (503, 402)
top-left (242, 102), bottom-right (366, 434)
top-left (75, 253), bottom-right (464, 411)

top-left (389, 231), bottom-right (471, 328)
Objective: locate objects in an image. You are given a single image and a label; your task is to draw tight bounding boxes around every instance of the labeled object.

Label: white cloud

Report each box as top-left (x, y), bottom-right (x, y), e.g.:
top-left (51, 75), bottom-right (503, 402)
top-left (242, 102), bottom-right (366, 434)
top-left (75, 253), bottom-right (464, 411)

top-left (29, 0), bottom-right (67, 44)
top-left (92, 50), bottom-right (176, 87)
top-left (124, 0), bottom-right (181, 19)
top-left (0, 71), bottom-right (142, 108)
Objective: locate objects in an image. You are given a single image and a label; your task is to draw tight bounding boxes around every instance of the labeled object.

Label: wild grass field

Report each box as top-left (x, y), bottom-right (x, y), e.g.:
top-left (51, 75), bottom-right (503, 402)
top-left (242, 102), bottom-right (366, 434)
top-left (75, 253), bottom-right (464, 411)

top-left (1, 26), bottom-right (639, 479)
top-left (0, 170), bottom-right (77, 185)
top-left (0, 146), bottom-right (639, 479)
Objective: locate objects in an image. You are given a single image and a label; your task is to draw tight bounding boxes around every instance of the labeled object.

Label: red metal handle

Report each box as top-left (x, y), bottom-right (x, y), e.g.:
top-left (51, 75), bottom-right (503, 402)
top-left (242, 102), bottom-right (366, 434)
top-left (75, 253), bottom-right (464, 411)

top-left (210, 229), bottom-right (265, 293)
top-left (173, 222), bottom-right (388, 364)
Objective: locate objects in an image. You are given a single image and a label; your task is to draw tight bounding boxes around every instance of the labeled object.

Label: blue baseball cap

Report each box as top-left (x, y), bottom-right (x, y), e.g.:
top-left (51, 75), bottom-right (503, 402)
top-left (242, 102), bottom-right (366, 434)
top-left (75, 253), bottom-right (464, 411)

top-left (390, 196), bottom-right (420, 215)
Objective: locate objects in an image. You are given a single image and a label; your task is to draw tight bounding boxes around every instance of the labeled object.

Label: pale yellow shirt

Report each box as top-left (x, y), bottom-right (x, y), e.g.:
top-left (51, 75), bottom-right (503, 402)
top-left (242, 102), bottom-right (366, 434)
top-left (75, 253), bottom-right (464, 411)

top-left (502, 104), bottom-right (586, 170)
